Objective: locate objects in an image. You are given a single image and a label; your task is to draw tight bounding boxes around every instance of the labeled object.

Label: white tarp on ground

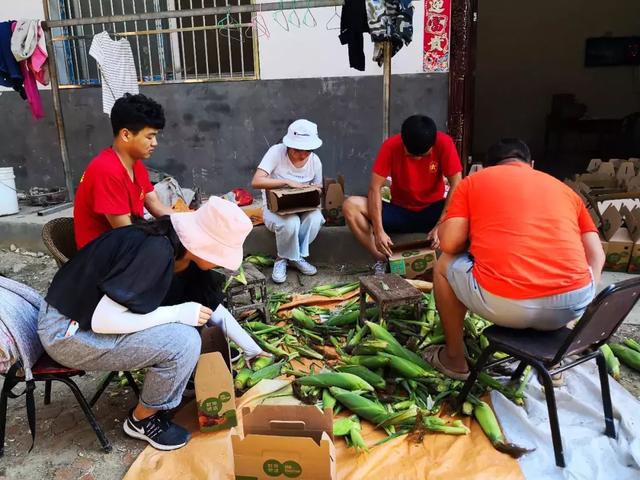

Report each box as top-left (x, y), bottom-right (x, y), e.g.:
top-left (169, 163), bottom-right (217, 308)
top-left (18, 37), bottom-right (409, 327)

top-left (492, 361), bottom-right (640, 479)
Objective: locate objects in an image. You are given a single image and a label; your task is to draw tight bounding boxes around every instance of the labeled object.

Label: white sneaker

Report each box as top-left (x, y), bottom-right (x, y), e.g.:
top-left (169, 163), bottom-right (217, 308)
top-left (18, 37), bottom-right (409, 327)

top-left (290, 258), bottom-right (317, 276)
top-left (272, 258), bottom-right (288, 283)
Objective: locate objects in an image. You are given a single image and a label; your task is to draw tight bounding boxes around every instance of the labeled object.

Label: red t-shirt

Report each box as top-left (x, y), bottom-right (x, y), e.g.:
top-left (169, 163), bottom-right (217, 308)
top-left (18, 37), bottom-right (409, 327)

top-left (372, 132), bottom-right (462, 211)
top-left (444, 162), bottom-right (598, 299)
top-left (74, 148), bottom-right (154, 249)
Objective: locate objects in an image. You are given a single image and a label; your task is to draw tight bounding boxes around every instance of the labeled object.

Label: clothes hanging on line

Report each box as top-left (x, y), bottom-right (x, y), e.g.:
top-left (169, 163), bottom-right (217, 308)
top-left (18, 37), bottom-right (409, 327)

top-left (367, 0), bottom-right (414, 66)
top-left (11, 20), bottom-right (49, 120)
top-left (89, 31), bottom-right (139, 115)
top-left (339, 0), bottom-right (369, 71)
top-left (0, 21), bottom-right (26, 99)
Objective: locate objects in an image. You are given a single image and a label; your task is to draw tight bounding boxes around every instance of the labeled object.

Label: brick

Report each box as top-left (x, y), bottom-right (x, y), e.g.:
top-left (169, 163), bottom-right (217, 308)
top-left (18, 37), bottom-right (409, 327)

top-left (73, 456), bottom-right (94, 472)
top-left (53, 466), bottom-right (77, 480)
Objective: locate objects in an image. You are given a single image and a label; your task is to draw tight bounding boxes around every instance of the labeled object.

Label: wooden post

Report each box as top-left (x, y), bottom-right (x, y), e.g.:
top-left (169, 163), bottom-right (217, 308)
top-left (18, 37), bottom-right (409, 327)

top-left (382, 41), bottom-right (392, 141)
top-left (42, 0), bottom-right (75, 201)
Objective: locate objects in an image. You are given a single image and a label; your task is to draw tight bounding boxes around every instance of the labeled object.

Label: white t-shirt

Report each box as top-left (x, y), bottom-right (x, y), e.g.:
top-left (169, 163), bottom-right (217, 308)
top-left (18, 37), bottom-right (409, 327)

top-left (257, 144), bottom-right (323, 204)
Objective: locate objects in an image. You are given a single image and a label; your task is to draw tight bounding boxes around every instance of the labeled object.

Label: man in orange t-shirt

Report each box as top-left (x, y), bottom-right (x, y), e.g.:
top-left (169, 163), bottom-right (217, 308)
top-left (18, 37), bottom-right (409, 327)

top-left (423, 139), bottom-right (605, 380)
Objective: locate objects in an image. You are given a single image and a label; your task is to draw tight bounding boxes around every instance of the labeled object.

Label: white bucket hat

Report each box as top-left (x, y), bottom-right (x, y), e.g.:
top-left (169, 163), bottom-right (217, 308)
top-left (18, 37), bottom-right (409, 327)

top-left (282, 119), bottom-right (323, 151)
top-left (170, 196), bottom-right (252, 271)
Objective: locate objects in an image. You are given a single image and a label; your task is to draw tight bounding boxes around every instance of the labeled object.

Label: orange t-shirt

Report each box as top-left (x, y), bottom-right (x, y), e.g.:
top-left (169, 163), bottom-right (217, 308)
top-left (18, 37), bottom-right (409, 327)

top-left (444, 162), bottom-right (597, 299)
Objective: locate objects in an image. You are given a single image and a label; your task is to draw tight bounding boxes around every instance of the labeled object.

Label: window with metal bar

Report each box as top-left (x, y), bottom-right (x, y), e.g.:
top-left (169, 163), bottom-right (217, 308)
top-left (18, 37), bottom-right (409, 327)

top-left (48, 0), bottom-right (257, 87)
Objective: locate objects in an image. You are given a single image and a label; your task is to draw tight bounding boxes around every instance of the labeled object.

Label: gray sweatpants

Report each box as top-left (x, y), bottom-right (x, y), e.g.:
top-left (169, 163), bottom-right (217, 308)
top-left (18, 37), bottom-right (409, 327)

top-left (37, 303), bottom-right (201, 411)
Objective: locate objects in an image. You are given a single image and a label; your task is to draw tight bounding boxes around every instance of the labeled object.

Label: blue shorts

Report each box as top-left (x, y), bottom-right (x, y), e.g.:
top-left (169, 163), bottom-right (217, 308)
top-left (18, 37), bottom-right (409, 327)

top-left (447, 254), bottom-right (595, 330)
top-left (382, 200), bottom-right (445, 234)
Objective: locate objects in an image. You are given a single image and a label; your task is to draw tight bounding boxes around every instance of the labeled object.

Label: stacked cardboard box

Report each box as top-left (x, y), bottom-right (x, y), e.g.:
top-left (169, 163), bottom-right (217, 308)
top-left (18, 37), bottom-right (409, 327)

top-left (567, 158), bottom-right (640, 273)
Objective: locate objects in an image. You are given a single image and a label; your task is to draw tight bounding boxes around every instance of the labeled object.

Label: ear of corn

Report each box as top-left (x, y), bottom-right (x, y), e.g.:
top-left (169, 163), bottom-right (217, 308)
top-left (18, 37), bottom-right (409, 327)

top-left (378, 352), bottom-right (433, 379)
top-left (348, 416), bottom-right (369, 452)
top-left (343, 355), bottom-right (390, 370)
top-left (333, 417), bottom-right (356, 436)
top-left (296, 372), bottom-right (374, 392)
top-left (600, 345), bottom-right (621, 380)
top-left (610, 344), bottom-right (640, 372)
top-left (251, 356), bottom-right (275, 371)
top-left (247, 360), bottom-right (284, 388)
top-left (336, 365), bottom-right (386, 390)
top-left (623, 338), bottom-right (640, 354)
top-left (234, 367), bottom-right (253, 390)
top-left (329, 387), bottom-right (389, 425)
top-left (423, 415), bottom-right (470, 435)
top-left (473, 400), bottom-right (531, 458)
top-left (291, 308), bottom-right (318, 330)
top-left (366, 321), bottom-right (432, 371)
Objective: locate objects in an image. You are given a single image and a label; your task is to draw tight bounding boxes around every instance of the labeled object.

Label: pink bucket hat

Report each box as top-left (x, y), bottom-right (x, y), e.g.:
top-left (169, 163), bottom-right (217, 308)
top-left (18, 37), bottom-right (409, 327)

top-left (170, 196), bottom-right (252, 271)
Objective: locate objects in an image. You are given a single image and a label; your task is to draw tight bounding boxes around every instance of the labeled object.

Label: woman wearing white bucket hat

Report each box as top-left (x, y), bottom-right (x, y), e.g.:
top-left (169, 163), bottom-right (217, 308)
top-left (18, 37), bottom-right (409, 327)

top-left (251, 119), bottom-right (325, 283)
top-left (39, 197), bottom-right (269, 451)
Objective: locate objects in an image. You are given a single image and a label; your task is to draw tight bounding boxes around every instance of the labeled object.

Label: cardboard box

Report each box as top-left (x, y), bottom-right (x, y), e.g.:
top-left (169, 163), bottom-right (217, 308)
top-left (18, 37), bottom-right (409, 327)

top-left (267, 187), bottom-right (322, 215)
top-left (322, 176), bottom-right (345, 226)
top-left (232, 405), bottom-right (336, 480)
top-left (601, 205), bottom-right (633, 272)
top-left (388, 240), bottom-right (436, 279)
top-left (621, 206), bottom-right (640, 273)
top-left (195, 352), bottom-right (237, 432)
top-left (575, 162), bottom-right (617, 188)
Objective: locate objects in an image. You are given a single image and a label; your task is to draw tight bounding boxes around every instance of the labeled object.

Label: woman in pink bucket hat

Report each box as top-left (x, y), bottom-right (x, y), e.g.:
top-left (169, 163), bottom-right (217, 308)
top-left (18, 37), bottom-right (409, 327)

top-left (39, 197), bottom-right (269, 451)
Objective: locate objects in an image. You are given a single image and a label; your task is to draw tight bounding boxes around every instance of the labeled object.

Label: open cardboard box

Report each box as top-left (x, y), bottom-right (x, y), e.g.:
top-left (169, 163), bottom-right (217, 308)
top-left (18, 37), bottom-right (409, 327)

top-left (601, 205), bottom-right (633, 272)
top-left (323, 176), bottom-right (345, 226)
top-left (195, 352), bottom-right (237, 432)
top-left (621, 205), bottom-right (640, 273)
top-left (267, 187), bottom-right (322, 215)
top-left (575, 161), bottom-right (618, 189)
top-left (232, 405), bottom-right (336, 480)
top-left (388, 240), bottom-right (436, 279)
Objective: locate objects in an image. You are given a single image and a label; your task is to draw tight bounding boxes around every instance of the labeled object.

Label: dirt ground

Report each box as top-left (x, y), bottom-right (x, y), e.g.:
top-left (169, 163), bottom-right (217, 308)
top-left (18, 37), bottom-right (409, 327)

top-left (1, 248), bottom-right (639, 479)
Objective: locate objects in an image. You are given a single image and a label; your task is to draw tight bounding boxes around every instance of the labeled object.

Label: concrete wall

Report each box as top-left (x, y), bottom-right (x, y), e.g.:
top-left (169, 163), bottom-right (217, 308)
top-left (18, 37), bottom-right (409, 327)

top-left (0, 74), bottom-right (448, 195)
top-left (473, 0), bottom-right (640, 160)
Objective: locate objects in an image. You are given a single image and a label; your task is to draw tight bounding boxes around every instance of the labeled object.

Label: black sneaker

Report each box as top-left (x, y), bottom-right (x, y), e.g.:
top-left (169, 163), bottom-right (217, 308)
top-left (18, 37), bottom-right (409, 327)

top-left (123, 409), bottom-right (191, 451)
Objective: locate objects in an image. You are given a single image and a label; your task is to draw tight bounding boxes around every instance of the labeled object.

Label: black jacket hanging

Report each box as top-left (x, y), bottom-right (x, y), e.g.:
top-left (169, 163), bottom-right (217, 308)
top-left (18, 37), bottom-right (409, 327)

top-left (339, 0), bottom-right (369, 71)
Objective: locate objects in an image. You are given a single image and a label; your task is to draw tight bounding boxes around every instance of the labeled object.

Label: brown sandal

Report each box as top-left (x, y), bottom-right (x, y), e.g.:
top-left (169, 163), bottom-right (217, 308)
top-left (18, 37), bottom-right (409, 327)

top-left (422, 345), bottom-right (470, 381)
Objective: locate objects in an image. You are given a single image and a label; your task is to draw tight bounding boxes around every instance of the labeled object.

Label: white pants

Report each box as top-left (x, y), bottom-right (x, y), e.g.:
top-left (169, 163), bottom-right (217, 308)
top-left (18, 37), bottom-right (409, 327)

top-left (263, 208), bottom-right (325, 261)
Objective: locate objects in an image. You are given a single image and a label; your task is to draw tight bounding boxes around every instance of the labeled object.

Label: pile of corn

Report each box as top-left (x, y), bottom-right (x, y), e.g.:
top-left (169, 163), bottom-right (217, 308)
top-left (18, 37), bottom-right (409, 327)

top-left (601, 339), bottom-right (640, 379)
top-left (235, 283), bottom-right (533, 456)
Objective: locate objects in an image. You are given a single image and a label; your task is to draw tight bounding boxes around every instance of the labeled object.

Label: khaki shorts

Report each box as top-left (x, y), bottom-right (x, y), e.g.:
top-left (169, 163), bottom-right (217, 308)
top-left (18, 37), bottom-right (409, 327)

top-left (447, 254), bottom-right (595, 330)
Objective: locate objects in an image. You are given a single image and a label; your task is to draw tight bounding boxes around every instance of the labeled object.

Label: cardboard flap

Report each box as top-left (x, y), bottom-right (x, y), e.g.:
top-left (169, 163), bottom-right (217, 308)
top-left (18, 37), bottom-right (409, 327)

top-left (622, 205), bottom-right (640, 242)
top-left (617, 161), bottom-right (635, 182)
top-left (597, 162), bottom-right (615, 176)
top-left (587, 158), bottom-right (602, 172)
top-left (627, 176), bottom-right (640, 192)
top-left (241, 405), bottom-right (333, 442)
top-left (601, 204), bottom-right (623, 241)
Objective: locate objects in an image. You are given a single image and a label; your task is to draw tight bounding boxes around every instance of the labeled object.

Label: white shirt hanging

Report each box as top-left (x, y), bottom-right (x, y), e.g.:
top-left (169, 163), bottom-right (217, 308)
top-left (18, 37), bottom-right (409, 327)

top-left (89, 31), bottom-right (139, 115)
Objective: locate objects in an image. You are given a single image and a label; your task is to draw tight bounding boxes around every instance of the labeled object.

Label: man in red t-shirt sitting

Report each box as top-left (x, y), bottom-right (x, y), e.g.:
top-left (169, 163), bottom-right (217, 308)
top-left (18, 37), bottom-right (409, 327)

top-left (74, 94), bottom-right (174, 249)
top-left (424, 139), bottom-right (605, 380)
top-left (343, 115), bottom-right (463, 272)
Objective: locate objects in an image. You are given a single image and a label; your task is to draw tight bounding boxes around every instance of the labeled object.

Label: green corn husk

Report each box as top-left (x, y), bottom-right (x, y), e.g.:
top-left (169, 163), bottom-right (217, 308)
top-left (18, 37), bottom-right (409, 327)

top-left (423, 415), bottom-right (470, 435)
top-left (312, 282), bottom-right (360, 298)
top-left (234, 367), bottom-right (252, 390)
top-left (461, 401), bottom-right (474, 416)
top-left (348, 416), bottom-right (369, 452)
top-left (322, 389), bottom-right (337, 411)
top-left (244, 254), bottom-right (274, 267)
top-left (244, 321), bottom-right (274, 331)
top-left (346, 325), bottom-right (368, 352)
top-left (366, 322), bottom-right (432, 371)
top-left (247, 360), bottom-right (284, 388)
top-left (330, 387), bottom-right (389, 425)
top-left (610, 344), bottom-right (640, 372)
top-left (600, 345), bottom-right (621, 380)
top-left (378, 352), bottom-right (433, 379)
top-left (333, 417), bottom-right (357, 436)
top-left (380, 405), bottom-right (419, 427)
top-left (325, 307), bottom-right (378, 327)
top-left (296, 372), bottom-right (374, 392)
top-left (291, 308), bottom-right (318, 330)
top-left (251, 356), bottom-right (275, 371)
top-left (393, 400), bottom-right (416, 411)
top-left (336, 365), bottom-right (386, 390)
top-left (291, 344), bottom-right (324, 360)
top-left (353, 339), bottom-right (390, 356)
top-left (623, 338), bottom-right (640, 354)
top-left (473, 400), bottom-right (531, 458)
top-left (250, 333), bottom-right (292, 358)
top-left (343, 355), bottom-right (390, 370)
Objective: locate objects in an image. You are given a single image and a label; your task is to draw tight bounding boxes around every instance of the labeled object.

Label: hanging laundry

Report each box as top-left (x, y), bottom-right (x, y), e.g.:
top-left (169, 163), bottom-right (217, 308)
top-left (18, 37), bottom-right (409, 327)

top-left (11, 20), bottom-right (49, 120)
top-left (89, 31), bottom-right (139, 115)
top-left (367, 0), bottom-right (414, 65)
top-left (339, 0), bottom-right (370, 71)
top-left (0, 21), bottom-right (26, 99)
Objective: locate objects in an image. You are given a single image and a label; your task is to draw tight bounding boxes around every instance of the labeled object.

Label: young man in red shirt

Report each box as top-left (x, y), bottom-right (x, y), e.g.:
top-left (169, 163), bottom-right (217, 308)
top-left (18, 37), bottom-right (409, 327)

top-left (343, 115), bottom-right (463, 272)
top-left (425, 139), bottom-right (605, 380)
top-left (73, 93), bottom-right (174, 249)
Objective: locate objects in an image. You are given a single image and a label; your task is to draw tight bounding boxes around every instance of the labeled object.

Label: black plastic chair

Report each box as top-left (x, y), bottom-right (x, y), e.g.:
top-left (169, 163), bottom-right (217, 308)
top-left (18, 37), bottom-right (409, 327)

top-left (456, 277), bottom-right (640, 468)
